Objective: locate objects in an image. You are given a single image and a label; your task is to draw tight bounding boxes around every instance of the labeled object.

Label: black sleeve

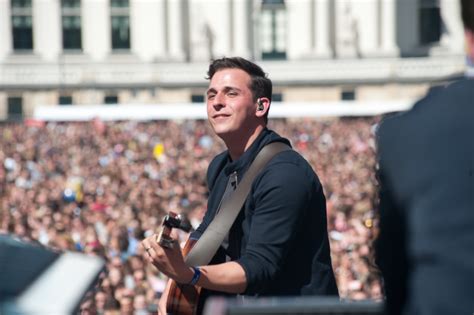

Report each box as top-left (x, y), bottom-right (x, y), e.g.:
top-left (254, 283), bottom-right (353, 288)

top-left (236, 160), bottom-right (316, 294)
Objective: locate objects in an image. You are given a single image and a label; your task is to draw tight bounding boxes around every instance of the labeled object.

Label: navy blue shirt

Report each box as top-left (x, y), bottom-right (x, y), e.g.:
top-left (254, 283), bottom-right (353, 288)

top-left (376, 78), bottom-right (474, 315)
top-left (191, 128), bottom-right (338, 296)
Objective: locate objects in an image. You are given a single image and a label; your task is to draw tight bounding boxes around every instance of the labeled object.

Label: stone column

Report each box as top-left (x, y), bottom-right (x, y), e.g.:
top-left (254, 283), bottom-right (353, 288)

top-left (285, 0), bottom-right (311, 59)
top-left (167, 0), bottom-right (185, 60)
top-left (334, 0), bottom-right (357, 58)
top-left (0, 1), bottom-right (12, 60)
top-left (380, 0), bottom-right (398, 56)
top-left (439, 0), bottom-right (464, 53)
top-left (313, 0), bottom-right (332, 58)
top-left (232, 0), bottom-right (250, 58)
top-left (130, 0), bottom-right (167, 61)
top-left (82, 0), bottom-right (110, 61)
top-left (33, 0), bottom-right (61, 61)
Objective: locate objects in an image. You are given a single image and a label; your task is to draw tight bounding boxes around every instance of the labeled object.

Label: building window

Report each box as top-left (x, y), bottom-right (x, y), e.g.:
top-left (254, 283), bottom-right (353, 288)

top-left (272, 93), bottom-right (283, 102)
top-left (8, 97), bottom-right (23, 121)
top-left (111, 0), bottom-right (130, 50)
top-left (260, 0), bottom-right (287, 60)
top-left (104, 95), bottom-right (118, 104)
top-left (419, 0), bottom-right (442, 45)
top-left (59, 95), bottom-right (73, 105)
top-left (62, 0), bottom-right (82, 50)
top-left (341, 89), bottom-right (356, 101)
top-left (11, 0), bottom-right (33, 51)
top-left (191, 94), bottom-right (205, 103)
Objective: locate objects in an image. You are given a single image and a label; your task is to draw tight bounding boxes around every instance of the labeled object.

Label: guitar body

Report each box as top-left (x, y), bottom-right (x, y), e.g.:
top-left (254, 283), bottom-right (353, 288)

top-left (158, 215), bottom-right (202, 315)
top-left (166, 239), bottom-right (201, 315)
top-left (166, 280), bottom-right (201, 315)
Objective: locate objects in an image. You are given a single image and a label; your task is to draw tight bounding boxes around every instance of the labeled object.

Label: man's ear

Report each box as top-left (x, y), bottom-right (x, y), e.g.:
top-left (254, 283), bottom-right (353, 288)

top-left (255, 97), bottom-right (270, 117)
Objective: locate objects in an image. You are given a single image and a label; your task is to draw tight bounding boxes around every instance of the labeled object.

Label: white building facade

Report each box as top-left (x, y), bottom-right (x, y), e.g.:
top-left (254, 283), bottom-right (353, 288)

top-left (0, 0), bottom-right (467, 120)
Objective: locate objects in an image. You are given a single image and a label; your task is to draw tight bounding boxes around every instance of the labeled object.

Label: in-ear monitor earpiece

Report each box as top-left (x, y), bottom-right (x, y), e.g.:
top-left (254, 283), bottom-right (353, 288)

top-left (257, 99), bottom-right (264, 111)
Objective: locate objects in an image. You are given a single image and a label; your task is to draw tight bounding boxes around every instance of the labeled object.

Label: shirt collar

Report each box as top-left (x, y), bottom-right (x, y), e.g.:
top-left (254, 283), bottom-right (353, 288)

top-left (223, 128), bottom-right (269, 176)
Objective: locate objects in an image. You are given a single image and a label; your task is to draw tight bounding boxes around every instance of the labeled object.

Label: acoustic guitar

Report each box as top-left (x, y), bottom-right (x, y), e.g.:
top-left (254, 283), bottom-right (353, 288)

top-left (157, 212), bottom-right (201, 315)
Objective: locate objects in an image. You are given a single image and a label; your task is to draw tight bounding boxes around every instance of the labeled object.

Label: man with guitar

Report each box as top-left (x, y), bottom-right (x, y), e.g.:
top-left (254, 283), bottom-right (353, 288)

top-left (141, 57), bottom-right (338, 315)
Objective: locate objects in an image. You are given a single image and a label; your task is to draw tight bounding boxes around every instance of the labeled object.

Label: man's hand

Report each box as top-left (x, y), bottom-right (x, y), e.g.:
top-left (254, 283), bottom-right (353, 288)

top-left (141, 234), bottom-right (194, 284)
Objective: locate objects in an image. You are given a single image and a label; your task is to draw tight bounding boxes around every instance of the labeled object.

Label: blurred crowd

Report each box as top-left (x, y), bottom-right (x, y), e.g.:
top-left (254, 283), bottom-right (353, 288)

top-left (0, 117), bottom-right (382, 314)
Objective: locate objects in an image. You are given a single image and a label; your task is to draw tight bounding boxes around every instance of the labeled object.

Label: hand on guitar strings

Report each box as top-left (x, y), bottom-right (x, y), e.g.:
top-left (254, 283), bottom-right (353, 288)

top-left (141, 233), bottom-right (194, 284)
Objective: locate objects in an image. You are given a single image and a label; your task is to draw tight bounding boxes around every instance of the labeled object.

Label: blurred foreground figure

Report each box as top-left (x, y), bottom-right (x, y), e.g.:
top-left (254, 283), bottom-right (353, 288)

top-left (375, 1), bottom-right (474, 314)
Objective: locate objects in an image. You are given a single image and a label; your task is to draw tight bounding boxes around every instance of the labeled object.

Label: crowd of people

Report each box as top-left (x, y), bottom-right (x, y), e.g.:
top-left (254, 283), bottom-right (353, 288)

top-left (0, 116), bottom-right (382, 314)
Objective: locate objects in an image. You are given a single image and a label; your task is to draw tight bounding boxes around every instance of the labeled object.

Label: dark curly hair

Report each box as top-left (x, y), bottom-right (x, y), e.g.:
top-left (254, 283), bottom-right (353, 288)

top-left (206, 57), bottom-right (272, 104)
top-left (461, 0), bottom-right (474, 32)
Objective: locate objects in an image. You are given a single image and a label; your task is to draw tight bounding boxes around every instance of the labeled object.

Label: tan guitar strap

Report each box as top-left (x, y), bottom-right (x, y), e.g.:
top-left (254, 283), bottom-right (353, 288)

top-left (185, 142), bottom-right (291, 267)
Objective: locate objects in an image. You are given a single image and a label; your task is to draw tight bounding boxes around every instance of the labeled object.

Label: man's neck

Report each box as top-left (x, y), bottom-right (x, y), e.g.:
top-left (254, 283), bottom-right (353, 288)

top-left (224, 126), bottom-right (265, 161)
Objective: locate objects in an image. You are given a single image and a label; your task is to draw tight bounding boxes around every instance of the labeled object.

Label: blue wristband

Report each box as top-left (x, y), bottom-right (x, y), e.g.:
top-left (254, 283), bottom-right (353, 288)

top-left (189, 266), bottom-right (201, 286)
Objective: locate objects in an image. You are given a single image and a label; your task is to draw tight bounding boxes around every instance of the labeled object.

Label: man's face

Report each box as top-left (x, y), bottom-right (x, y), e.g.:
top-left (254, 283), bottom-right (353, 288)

top-left (206, 68), bottom-right (258, 139)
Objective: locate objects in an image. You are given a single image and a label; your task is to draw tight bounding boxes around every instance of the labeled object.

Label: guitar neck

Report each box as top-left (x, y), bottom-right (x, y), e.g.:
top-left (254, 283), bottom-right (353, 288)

top-left (182, 238), bottom-right (197, 257)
